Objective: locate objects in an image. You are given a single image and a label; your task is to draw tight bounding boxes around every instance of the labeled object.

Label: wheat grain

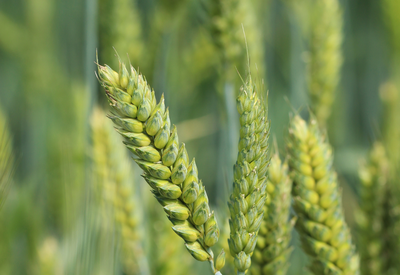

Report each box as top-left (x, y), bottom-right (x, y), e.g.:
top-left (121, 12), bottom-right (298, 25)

top-left (356, 142), bottom-right (388, 275)
top-left (307, 0), bottom-right (343, 126)
top-left (96, 56), bottom-right (223, 273)
top-left (250, 151), bottom-right (295, 275)
top-left (287, 115), bottom-right (359, 275)
top-left (228, 75), bottom-right (270, 274)
top-left (0, 107), bottom-right (14, 210)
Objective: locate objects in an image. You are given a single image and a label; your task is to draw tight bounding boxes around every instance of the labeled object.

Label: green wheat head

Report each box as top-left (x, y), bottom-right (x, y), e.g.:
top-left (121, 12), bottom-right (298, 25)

top-left (228, 75), bottom-right (270, 274)
top-left (308, 0), bottom-right (343, 126)
top-left (251, 152), bottom-right (295, 275)
top-left (287, 115), bottom-right (359, 275)
top-left (96, 55), bottom-right (224, 273)
top-left (91, 107), bottom-right (148, 275)
top-left (356, 142), bottom-right (389, 275)
top-left (0, 108), bottom-right (14, 210)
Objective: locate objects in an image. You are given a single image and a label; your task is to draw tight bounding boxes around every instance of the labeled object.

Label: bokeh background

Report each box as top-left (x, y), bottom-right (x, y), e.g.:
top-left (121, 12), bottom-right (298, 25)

top-left (0, 0), bottom-right (399, 274)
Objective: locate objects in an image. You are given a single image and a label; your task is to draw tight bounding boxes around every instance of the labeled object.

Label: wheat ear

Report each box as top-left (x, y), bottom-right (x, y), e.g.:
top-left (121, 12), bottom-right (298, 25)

top-left (228, 75), bottom-right (270, 274)
top-left (356, 142), bottom-right (388, 275)
top-left (287, 115), bottom-right (359, 275)
top-left (91, 107), bottom-right (149, 275)
top-left (0, 107), bottom-right (14, 210)
top-left (96, 56), bottom-right (224, 274)
top-left (308, 0), bottom-right (343, 126)
top-left (251, 151), bottom-right (295, 275)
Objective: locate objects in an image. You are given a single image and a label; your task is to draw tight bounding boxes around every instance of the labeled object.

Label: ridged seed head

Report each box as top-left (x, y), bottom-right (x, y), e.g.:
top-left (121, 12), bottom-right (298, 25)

top-left (97, 58), bottom-right (219, 263)
top-left (287, 115), bottom-right (359, 274)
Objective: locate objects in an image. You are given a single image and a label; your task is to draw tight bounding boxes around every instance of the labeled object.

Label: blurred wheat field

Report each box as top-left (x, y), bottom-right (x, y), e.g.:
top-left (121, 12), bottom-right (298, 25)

top-left (0, 0), bottom-right (399, 274)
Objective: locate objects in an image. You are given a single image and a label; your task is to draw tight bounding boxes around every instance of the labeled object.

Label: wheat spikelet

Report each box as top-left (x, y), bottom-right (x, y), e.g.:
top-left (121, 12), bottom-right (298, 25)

top-left (96, 56), bottom-right (223, 273)
top-left (0, 107), bottom-right (14, 210)
top-left (91, 108), bottom-right (149, 275)
top-left (250, 152), bottom-right (295, 275)
top-left (355, 142), bottom-right (388, 275)
top-left (307, 0), bottom-right (343, 126)
top-left (287, 115), bottom-right (359, 275)
top-left (228, 75), bottom-right (270, 274)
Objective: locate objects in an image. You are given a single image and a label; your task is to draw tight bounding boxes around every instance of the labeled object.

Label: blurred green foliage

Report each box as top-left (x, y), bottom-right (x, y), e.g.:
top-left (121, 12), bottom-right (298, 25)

top-left (0, 0), bottom-right (398, 274)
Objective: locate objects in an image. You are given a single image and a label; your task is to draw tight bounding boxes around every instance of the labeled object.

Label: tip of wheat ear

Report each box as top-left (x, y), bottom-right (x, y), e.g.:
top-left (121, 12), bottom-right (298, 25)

top-left (96, 56), bottom-right (224, 273)
top-left (287, 114), bottom-right (359, 274)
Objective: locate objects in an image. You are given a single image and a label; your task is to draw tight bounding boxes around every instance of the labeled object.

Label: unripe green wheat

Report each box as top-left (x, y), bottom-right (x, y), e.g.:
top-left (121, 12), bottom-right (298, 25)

top-left (250, 152), bottom-right (295, 275)
top-left (91, 108), bottom-right (149, 275)
top-left (356, 142), bottom-right (389, 275)
top-left (287, 115), bottom-right (359, 275)
top-left (228, 76), bottom-right (270, 274)
top-left (307, 0), bottom-right (343, 126)
top-left (0, 108), bottom-right (14, 210)
top-left (96, 56), bottom-right (222, 273)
